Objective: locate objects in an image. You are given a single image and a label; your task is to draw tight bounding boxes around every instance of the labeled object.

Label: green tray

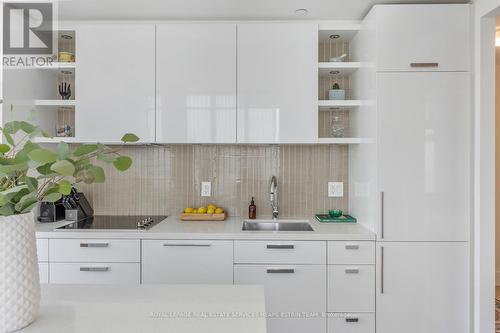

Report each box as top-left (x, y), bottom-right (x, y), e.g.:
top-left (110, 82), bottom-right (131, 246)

top-left (315, 214), bottom-right (357, 223)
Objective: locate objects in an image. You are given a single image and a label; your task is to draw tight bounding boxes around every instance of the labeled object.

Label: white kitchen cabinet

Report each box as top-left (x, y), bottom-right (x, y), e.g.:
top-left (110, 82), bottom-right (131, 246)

top-left (374, 4), bottom-right (469, 71)
top-left (377, 72), bottom-right (469, 241)
top-left (376, 242), bottom-right (469, 333)
top-left (237, 23), bottom-right (317, 143)
top-left (327, 241), bottom-right (375, 265)
top-left (76, 24), bottom-right (155, 143)
top-left (234, 240), bottom-right (326, 264)
top-left (36, 239), bottom-right (48, 262)
top-left (49, 239), bottom-right (140, 263)
top-left (142, 240), bottom-right (233, 284)
top-left (155, 24), bottom-right (236, 143)
top-left (39, 263), bottom-right (49, 284)
top-left (328, 265), bottom-right (375, 313)
top-left (234, 264), bottom-right (326, 333)
top-left (328, 313), bottom-right (375, 333)
top-left (50, 262), bottom-right (140, 284)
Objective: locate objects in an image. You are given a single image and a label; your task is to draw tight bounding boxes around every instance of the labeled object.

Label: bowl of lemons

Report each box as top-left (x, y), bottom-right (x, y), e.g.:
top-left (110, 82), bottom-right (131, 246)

top-left (181, 204), bottom-right (225, 221)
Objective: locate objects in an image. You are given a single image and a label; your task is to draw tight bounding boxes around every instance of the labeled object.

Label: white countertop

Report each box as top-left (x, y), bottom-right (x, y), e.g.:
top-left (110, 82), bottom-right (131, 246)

top-left (19, 284), bottom-right (266, 333)
top-left (35, 216), bottom-right (376, 240)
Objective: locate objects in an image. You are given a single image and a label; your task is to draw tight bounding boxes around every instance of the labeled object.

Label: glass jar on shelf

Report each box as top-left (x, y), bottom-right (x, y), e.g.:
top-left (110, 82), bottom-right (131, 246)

top-left (330, 114), bottom-right (346, 138)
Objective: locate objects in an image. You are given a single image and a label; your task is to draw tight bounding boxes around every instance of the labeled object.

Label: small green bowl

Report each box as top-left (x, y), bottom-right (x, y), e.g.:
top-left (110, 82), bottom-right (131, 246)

top-left (328, 209), bottom-right (343, 218)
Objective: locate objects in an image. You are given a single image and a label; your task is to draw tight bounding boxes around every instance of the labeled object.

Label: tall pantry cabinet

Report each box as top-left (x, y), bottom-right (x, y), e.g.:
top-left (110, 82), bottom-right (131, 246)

top-left (352, 4), bottom-right (471, 333)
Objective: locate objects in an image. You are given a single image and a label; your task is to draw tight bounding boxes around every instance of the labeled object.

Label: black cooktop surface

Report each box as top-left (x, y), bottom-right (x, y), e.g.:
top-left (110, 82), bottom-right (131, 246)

top-left (56, 215), bottom-right (167, 230)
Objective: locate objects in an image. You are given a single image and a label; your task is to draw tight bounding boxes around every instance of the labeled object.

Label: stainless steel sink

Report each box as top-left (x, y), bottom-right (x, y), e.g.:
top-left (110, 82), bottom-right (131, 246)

top-left (242, 219), bottom-right (314, 231)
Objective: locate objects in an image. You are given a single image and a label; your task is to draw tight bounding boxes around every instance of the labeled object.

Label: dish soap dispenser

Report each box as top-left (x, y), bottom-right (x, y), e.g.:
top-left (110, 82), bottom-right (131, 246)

top-left (249, 197), bottom-right (256, 219)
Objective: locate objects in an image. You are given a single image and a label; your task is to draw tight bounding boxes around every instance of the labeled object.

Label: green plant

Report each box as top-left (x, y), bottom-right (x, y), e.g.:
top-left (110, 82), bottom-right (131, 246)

top-left (0, 121), bottom-right (139, 216)
top-left (331, 83), bottom-right (340, 90)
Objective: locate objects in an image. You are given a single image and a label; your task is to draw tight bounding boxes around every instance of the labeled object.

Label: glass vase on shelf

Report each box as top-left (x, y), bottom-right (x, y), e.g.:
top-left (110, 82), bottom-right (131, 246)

top-left (329, 115), bottom-right (346, 138)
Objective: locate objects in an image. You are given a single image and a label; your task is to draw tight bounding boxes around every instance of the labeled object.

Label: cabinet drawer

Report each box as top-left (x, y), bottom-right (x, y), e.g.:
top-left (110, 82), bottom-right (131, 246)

top-left (50, 263), bottom-right (140, 284)
top-left (39, 263), bottom-right (49, 284)
top-left (328, 313), bottom-right (374, 333)
top-left (328, 241), bottom-right (375, 265)
top-left (235, 264), bottom-right (326, 333)
top-left (49, 239), bottom-right (140, 263)
top-left (328, 265), bottom-right (375, 312)
top-left (234, 240), bottom-right (326, 264)
top-left (37, 239), bottom-right (48, 262)
top-left (142, 240), bottom-right (233, 284)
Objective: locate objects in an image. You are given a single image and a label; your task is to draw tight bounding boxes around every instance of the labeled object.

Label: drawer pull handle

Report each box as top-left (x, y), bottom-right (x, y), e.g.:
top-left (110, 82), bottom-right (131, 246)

top-left (345, 268), bottom-right (359, 274)
top-left (80, 267), bottom-right (109, 272)
top-left (266, 268), bottom-right (295, 274)
top-left (410, 62), bottom-right (439, 68)
top-left (266, 244), bottom-right (294, 249)
top-left (345, 244), bottom-right (359, 250)
top-left (345, 317), bottom-right (359, 323)
top-left (80, 243), bottom-right (109, 248)
top-left (163, 243), bottom-right (212, 247)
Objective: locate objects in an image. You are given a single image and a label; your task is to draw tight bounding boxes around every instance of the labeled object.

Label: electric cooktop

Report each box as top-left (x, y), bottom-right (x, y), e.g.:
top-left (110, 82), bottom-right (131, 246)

top-left (56, 215), bottom-right (167, 230)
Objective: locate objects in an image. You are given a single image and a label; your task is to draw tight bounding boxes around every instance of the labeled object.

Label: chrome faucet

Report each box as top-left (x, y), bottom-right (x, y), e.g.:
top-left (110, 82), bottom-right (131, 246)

top-left (270, 176), bottom-right (278, 220)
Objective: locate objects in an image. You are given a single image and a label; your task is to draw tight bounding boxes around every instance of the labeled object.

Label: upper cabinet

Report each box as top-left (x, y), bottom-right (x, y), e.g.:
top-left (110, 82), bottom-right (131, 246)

top-left (156, 24), bottom-right (237, 143)
top-left (76, 24), bottom-right (155, 143)
top-left (237, 23), bottom-right (318, 143)
top-left (373, 4), bottom-right (470, 72)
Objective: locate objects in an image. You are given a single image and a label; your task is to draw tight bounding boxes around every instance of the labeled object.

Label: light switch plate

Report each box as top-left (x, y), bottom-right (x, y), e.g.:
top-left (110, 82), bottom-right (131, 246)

top-left (201, 182), bottom-right (211, 197)
top-left (328, 182), bottom-right (343, 197)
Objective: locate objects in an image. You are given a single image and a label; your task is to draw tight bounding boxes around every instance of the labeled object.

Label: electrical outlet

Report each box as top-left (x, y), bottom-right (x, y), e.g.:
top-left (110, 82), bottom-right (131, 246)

top-left (328, 182), bottom-right (343, 197)
top-left (201, 182), bottom-right (211, 197)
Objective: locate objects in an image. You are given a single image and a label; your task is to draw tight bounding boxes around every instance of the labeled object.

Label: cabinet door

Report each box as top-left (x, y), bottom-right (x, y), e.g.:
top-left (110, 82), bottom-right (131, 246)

top-left (142, 240), bottom-right (233, 284)
top-left (76, 24), bottom-right (155, 143)
top-left (234, 264), bottom-right (326, 333)
top-left (378, 72), bottom-right (469, 241)
top-left (375, 4), bottom-right (469, 71)
top-left (156, 24), bottom-right (236, 143)
top-left (237, 23), bottom-right (317, 143)
top-left (376, 242), bottom-right (469, 333)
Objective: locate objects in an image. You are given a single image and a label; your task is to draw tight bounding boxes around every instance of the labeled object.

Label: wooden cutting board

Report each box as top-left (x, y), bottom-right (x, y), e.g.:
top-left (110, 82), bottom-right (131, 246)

top-left (180, 213), bottom-right (226, 221)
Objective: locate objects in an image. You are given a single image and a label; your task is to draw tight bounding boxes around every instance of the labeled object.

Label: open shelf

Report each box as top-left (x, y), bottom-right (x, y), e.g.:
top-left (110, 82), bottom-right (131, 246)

top-left (318, 24), bottom-right (361, 43)
top-left (317, 138), bottom-right (362, 144)
top-left (318, 100), bottom-right (362, 109)
top-left (34, 100), bottom-right (76, 106)
top-left (33, 137), bottom-right (78, 143)
top-left (319, 62), bottom-right (360, 77)
top-left (34, 62), bottom-right (76, 70)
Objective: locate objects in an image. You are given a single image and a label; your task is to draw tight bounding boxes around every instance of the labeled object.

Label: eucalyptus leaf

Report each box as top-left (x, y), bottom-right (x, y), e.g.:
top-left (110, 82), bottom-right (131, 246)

top-left (3, 121), bottom-right (20, 134)
top-left (97, 153), bottom-right (117, 163)
top-left (121, 133), bottom-right (140, 143)
top-left (57, 180), bottom-right (72, 195)
top-left (3, 132), bottom-right (14, 146)
top-left (56, 142), bottom-right (69, 160)
top-left (19, 121), bottom-right (36, 134)
top-left (42, 192), bottom-right (62, 202)
top-left (73, 144), bottom-right (98, 157)
top-left (113, 156), bottom-right (132, 171)
top-left (14, 193), bottom-right (37, 212)
top-left (22, 176), bottom-right (38, 192)
top-left (50, 160), bottom-right (75, 176)
top-left (0, 144), bottom-right (10, 154)
top-left (89, 166), bottom-right (105, 183)
top-left (28, 149), bottom-right (58, 164)
top-left (0, 203), bottom-right (15, 216)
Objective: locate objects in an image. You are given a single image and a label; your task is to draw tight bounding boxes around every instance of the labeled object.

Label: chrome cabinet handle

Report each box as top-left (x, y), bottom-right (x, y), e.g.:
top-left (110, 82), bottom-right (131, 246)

top-left (380, 192), bottom-right (384, 239)
top-left (80, 267), bottom-right (109, 272)
top-left (345, 244), bottom-right (359, 250)
top-left (80, 243), bottom-right (109, 248)
top-left (266, 268), bottom-right (295, 274)
top-left (345, 317), bottom-right (359, 323)
top-left (410, 62), bottom-right (439, 68)
top-left (380, 246), bottom-right (384, 294)
top-left (345, 268), bottom-right (359, 274)
top-left (163, 243), bottom-right (212, 247)
top-left (267, 244), bottom-right (294, 249)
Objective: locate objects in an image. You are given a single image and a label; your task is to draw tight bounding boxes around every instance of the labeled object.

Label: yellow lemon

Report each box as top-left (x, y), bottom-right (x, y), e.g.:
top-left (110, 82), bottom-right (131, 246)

top-left (184, 207), bottom-right (194, 213)
top-left (207, 208), bottom-right (215, 214)
top-left (207, 204), bottom-right (217, 210)
top-left (215, 208), bottom-right (224, 214)
top-left (197, 207), bottom-right (208, 214)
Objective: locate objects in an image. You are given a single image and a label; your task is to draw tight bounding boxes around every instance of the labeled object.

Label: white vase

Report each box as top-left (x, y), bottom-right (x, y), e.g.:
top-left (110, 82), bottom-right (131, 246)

top-left (0, 212), bottom-right (40, 333)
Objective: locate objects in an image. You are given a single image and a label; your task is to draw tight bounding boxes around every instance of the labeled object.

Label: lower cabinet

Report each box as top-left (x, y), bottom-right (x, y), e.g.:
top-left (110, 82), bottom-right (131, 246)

top-left (328, 313), bottom-right (375, 333)
top-left (49, 262), bottom-right (140, 284)
top-left (376, 242), bottom-right (469, 333)
top-left (328, 265), bottom-right (375, 312)
top-left (38, 263), bottom-right (49, 284)
top-left (142, 240), bottom-right (233, 284)
top-left (234, 264), bottom-right (327, 333)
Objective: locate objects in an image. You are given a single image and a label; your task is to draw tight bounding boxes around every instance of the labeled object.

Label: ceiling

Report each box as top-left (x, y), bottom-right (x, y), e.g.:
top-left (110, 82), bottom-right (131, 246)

top-left (58, 0), bottom-right (469, 21)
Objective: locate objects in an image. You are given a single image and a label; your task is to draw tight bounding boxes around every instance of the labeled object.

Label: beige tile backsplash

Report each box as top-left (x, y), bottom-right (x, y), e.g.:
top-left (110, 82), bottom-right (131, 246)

top-left (79, 145), bottom-right (348, 218)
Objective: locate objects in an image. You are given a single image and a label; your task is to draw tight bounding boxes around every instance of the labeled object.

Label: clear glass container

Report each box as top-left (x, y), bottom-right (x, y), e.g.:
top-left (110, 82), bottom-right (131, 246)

top-left (330, 115), bottom-right (345, 138)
